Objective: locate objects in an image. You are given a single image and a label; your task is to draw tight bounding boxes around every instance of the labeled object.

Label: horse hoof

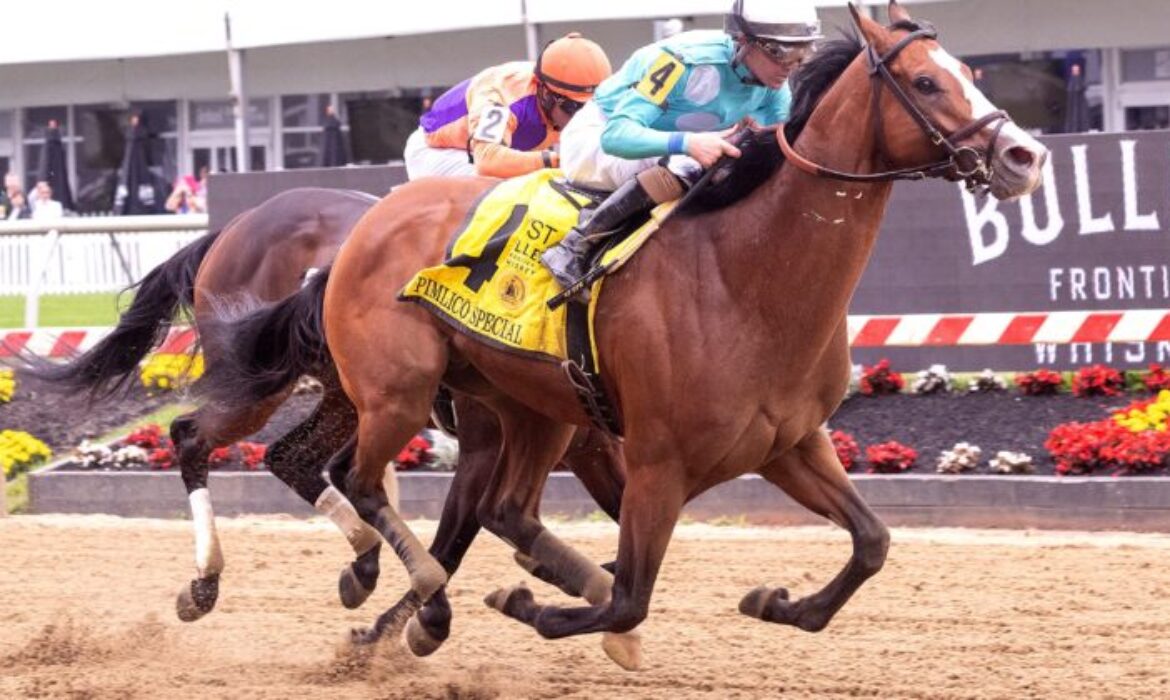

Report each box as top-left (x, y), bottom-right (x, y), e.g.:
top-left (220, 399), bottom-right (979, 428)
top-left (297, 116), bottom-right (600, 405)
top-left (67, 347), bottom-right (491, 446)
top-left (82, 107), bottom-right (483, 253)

top-left (404, 616), bottom-right (445, 657)
top-left (601, 630), bottom-right (643, 672)
top-left (737, 584), bottom-right (788, 619)
top-left (339, 563), bottom-right (375, 610)
top-left (483, 583), bottom-right (532, 615)
top-left (176, 576), bottom-right (220, 623)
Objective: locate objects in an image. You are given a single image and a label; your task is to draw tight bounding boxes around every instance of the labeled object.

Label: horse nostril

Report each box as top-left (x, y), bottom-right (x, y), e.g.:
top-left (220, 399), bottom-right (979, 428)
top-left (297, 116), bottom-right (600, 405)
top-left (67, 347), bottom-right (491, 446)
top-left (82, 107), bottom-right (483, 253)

top-left (1005, 146), bottom-right (1036, 169)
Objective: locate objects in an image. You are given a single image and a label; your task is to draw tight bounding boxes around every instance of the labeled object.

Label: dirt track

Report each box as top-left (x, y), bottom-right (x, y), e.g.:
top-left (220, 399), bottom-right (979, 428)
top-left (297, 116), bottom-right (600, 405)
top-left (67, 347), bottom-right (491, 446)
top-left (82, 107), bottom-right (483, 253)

top-left (1, 516), bottom-right (1168, 699)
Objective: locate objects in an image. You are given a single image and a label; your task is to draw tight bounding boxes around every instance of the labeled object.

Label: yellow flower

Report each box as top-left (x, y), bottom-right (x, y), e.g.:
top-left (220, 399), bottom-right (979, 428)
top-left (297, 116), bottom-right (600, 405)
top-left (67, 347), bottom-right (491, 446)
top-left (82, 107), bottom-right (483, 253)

top-left (0, 430), bottom-right (52, 478)
top-left (139, 352), bottom-right (204, 391)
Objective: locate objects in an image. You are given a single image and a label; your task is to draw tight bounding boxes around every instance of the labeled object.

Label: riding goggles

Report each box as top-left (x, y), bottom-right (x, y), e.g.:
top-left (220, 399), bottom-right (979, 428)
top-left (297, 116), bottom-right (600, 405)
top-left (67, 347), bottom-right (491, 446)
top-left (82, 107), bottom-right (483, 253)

top-left (754, 40), bottom-right (815, 69)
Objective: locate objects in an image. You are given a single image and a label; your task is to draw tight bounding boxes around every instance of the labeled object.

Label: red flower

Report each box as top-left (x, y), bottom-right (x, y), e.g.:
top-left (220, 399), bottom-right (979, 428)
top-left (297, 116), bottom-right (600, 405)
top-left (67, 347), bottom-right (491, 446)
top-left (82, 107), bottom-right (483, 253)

top-left (395, 435), bottom-right (432, 471)
top-left (208, 446), bottom-right (233, 467)
top-left (1015, 369), bottom-right (1064, 396)
top-left (124, 424), bottom-right (167, 450)
top-left (1044, 420), bottom-right (1144, 475)
top-left (1144, 364), bottom-right (1170, 393)
top-left (1071, 365), bottom-right (1124, 398)
top-left (148, 447), bottom-right (174, 470)
top-left (237, 442), bottom-right (267, 470)
top-left (860, 359), bottom-right (904, 397)
top-left (864, 441), bottom-right (918, 474)
top-left (831, 430), bottom-right (861, 471)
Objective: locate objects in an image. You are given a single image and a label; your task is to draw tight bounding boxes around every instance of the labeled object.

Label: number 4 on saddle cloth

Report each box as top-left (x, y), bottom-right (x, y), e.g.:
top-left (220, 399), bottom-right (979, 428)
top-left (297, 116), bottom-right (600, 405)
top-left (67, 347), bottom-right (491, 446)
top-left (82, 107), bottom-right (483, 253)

top-left (398, 169), bottom-right (676, 434)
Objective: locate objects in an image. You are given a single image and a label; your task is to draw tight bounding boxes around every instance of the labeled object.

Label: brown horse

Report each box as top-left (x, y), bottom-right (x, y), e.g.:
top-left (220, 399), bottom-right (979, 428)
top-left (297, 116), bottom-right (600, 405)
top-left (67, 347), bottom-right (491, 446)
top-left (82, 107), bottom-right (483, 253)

top-left (201, 1), bottom-right (1047, 670)
top-left (37, 187), bottom-right (625, 634)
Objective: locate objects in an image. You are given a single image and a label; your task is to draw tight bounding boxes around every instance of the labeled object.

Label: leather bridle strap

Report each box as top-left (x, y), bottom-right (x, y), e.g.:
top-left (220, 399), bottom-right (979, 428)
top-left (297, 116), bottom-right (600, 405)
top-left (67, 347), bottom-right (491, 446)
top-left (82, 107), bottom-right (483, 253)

top-left (778, 25), bottom-right (1011, 188)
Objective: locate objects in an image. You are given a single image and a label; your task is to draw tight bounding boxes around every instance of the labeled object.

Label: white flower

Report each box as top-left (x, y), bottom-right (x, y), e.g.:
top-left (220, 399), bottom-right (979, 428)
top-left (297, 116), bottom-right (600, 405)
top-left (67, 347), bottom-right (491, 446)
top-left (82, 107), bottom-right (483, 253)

top-left (423, 429), bottom-right (459, 471)
top-left (989, 451), bottom-right (1034, 474)
top-left (111, 445), bottom-right (150, 469)
top-left (969, 369), bottom-right (1008, 393)
top-left (75, 439), bottom-right (113, 469)
top-left (846, 363), bottom-right (864, 397)
top-left (936, 442), bottom-right (982, 474)
top-left (913, 364), bottom-right (953, 395)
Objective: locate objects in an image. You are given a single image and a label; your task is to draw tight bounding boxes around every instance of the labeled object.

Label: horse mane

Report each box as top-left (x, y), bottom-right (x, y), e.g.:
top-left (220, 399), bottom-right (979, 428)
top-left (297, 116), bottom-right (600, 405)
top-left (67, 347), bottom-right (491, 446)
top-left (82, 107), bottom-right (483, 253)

top-left (681, 30), bottom-right (864, 215)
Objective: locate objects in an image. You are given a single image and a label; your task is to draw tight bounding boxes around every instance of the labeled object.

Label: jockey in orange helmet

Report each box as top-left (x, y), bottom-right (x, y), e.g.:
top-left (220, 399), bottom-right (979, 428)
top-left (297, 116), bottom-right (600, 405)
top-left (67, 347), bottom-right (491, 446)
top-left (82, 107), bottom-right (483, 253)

top-left (404, 33), bottom-right (612, 180)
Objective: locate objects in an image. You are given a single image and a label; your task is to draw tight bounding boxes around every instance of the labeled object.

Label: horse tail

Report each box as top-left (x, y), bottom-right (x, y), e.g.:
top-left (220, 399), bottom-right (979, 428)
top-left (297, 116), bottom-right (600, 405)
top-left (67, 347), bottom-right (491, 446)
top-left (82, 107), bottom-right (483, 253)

top-left (32, 229), bottom-right (222, 399)
top-left (195, 266), bottom-right (331, 410)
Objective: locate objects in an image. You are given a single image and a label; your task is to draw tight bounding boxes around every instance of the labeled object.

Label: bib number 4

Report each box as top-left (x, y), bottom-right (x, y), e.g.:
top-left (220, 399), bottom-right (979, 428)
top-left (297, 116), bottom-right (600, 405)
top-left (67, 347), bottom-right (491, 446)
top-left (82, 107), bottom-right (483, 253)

top-left (636, 53), bottom-right (685, 105)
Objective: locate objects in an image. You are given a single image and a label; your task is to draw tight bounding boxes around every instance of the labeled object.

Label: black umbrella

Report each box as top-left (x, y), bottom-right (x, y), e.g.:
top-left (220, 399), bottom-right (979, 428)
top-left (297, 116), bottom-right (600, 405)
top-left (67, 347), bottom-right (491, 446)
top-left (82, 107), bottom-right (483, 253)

top-left (1064, 63), bottom-right (1089, 134)
top-left (319, 106), bottom-right (349, 167)
top-left (38, 120), bottom-right (75, 211)
top-left (114, 115), bottom-right (169, 215)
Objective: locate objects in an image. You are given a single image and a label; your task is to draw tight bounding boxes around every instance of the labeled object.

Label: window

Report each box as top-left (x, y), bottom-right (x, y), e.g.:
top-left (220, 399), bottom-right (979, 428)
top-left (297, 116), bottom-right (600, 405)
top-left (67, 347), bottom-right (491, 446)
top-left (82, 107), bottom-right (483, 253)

top-left (340, 89), bottom-right (436, 164)
top-left (189, 98), bottom-right (270, 131)
top-left (69, 101), bottom-right (178, 214)
top-left (1121, 48), bottom-right (1170, 82)
top-left (0, 110), bottom-right (13, 180)
top-left (966, 50), bottom-right (1103, 134)
top-left (21, 105), bottom-right (71, 194)
top-left (281, 94), bottom-right (331, 169)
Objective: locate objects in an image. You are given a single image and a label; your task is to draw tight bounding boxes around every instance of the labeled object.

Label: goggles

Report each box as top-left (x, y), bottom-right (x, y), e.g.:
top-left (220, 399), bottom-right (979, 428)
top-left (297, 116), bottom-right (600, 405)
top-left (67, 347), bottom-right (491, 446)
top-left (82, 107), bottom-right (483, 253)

top-left (549, 92), bottom-right (586, 117)
top-left (753, 40), bottom-right (815, 68)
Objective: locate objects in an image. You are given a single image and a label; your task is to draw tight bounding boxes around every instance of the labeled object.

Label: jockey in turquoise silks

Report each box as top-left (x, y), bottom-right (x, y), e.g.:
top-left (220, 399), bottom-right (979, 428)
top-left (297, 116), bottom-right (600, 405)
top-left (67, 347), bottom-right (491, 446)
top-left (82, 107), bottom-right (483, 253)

top-left (542, 0), bottom-right (823, 291)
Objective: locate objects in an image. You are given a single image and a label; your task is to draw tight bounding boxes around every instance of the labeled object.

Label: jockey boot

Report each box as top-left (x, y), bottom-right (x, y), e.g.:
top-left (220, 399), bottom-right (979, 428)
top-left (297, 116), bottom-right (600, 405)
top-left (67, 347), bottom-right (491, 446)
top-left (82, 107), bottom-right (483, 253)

top-left (541, 166), bottom-right (685, 290)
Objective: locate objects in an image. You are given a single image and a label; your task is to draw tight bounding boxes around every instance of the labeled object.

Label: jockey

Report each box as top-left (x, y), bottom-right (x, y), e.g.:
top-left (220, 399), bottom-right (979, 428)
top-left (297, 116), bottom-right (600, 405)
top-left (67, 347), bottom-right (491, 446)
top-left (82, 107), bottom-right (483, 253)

top-left (403, 33), bottom-right (612, 180)
top-left (542, 0), bottom-right (822, 290)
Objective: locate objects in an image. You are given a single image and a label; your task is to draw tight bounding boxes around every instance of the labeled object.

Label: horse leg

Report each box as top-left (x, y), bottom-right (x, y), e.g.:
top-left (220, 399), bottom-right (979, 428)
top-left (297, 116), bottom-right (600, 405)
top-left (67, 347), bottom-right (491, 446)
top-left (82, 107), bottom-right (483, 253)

top-left (513, 426), bottom-right (625, 582)
top-left (172, 395), bottom-right (286, 622)
top-left (402, 404), bottom-right (625, 656)
top-left (476, 405), bottom-right (651, 670)
top-left (340, 397), bottom-right (448, 645)
top-left (400, 394), bottom-right (499, 656)
top-left (739, 429), bottom-right (890, 632)
top-left (262, 377), bottom-right (384, 610)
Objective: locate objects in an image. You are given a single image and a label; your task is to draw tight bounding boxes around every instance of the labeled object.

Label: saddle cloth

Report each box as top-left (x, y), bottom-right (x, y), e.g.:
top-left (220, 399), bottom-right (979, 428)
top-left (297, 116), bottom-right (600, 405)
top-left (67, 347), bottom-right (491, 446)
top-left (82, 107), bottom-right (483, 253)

top-left (398, 169), bottom-right (675, 364)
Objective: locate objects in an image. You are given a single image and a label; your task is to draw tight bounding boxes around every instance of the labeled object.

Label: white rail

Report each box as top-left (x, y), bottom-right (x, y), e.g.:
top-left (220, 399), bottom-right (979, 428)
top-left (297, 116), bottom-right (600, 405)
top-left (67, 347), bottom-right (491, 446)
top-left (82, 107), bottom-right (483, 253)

top-left (0, 215), bottom-right (209, 327)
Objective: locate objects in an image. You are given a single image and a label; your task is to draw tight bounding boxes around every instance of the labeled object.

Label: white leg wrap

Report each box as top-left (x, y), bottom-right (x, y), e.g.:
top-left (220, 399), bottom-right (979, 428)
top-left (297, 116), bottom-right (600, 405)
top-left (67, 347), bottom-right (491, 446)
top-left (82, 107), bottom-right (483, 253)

top-left (189, 488), bottom-right (224, 577)
top-left (315, 486), bottom-right (381, 555)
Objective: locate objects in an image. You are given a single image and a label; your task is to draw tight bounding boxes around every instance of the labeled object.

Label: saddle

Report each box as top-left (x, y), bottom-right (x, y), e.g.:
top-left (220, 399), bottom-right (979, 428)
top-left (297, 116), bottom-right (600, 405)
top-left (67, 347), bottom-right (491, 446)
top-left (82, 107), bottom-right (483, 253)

top-left (399, 169), bottom-right (677, 435)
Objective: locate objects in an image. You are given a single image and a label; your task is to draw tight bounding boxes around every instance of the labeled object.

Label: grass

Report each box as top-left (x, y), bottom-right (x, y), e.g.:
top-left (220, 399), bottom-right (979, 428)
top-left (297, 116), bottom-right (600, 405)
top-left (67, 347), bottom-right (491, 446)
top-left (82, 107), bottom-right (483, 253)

top-left (93, 402), bottom-right (196, 444)
top-left (4, 472), bottom-right (29, 514)
top-left (0, 292), bottom-right (127, 328)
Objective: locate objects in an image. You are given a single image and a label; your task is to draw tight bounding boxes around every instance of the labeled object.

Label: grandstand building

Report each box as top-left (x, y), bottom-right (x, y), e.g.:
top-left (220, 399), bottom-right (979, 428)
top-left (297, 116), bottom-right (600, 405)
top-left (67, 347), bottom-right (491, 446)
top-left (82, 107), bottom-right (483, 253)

top-left (1, 0), bottom-right (1167, 213)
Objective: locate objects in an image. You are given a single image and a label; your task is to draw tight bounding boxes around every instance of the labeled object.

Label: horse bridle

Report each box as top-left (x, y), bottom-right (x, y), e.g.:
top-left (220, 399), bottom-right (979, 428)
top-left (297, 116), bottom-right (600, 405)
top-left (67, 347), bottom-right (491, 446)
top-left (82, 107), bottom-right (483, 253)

top-left (777, 23), bottom-right (1010, 193)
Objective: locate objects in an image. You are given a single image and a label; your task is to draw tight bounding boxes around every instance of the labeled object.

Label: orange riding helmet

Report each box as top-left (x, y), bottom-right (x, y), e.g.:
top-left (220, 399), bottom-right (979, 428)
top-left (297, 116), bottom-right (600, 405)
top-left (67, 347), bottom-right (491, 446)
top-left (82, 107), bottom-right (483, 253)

top-left (534, 33), bottom-right (613, 102)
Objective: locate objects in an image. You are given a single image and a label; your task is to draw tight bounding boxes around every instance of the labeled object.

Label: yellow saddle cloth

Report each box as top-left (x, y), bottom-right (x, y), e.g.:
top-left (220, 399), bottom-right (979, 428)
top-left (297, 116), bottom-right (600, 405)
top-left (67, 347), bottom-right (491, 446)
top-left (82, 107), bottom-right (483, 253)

top-left (399, 169), bottom-right (674, 364)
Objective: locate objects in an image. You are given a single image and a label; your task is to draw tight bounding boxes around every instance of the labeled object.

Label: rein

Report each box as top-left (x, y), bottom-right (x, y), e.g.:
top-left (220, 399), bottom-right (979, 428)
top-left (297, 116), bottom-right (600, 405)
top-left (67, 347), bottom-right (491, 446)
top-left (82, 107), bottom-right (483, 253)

top-left (777, 25), bottom-right (1009, 193)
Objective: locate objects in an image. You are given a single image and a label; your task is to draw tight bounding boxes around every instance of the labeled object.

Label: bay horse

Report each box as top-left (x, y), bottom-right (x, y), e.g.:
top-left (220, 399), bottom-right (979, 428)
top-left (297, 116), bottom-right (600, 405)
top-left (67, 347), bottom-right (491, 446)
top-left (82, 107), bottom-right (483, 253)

top-left (36, 187), bottom-right (625, 635)
top-left (200, 0), bottom-right (1047, 670)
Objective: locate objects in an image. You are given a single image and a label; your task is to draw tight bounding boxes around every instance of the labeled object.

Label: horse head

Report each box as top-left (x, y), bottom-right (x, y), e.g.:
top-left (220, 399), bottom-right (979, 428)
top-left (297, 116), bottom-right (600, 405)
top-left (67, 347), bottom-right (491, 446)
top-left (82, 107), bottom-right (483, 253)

top-left (844, 0), bottom-right (1048, 200)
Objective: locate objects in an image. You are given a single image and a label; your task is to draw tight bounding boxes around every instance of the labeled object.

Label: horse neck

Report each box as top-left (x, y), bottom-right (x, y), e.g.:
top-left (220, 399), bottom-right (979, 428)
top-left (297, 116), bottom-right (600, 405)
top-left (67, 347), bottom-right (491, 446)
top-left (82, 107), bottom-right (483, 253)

top-left (712, 63), bottom-right (895, 334)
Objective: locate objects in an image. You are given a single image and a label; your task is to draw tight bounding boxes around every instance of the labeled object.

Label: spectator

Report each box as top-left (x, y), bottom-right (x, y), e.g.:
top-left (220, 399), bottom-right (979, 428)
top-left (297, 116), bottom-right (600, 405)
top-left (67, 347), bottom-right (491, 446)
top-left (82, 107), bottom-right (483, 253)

top-left (31, 181), bottom-right (65, 220)
top-left (165, 166), bottom-right (208, 214)
top-left (0, 172), bottom-right (21, 218)
top-left (5, 189), bottom-right (31, 220)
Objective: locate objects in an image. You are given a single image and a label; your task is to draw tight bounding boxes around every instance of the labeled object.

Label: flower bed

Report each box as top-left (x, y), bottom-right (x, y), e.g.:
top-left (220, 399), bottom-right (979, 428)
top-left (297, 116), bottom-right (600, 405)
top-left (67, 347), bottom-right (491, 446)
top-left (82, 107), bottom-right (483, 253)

top-left (832, 360), bottom-right (1166, 475)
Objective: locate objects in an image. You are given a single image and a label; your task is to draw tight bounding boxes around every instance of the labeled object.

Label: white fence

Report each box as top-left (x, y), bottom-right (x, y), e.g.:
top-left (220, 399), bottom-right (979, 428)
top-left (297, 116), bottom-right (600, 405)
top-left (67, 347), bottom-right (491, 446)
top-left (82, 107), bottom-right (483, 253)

top-left (0, 215), bottom-right (208, 327)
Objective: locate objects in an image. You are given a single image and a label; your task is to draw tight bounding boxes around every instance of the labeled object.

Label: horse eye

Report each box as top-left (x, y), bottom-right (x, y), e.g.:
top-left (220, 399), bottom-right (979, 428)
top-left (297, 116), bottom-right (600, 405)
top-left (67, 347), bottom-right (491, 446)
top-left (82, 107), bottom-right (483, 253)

top-left (913, 76), bottom-right (939, 95)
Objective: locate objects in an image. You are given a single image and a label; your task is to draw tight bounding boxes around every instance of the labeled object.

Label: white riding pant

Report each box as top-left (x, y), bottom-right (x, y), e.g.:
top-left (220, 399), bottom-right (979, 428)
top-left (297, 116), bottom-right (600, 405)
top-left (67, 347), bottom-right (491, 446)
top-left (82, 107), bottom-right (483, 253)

top-left (403, 127), bottom-right (477, 180)
top-left (559, 101), bottom-right (699, 192)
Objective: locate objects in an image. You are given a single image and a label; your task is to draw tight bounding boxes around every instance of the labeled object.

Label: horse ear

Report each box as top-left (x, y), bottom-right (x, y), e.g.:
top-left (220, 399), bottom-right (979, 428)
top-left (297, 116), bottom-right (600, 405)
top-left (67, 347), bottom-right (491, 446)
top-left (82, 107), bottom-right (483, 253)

top-left (848, 3), bottom-right (885, 46)
top-left (888, 0), bottom-right (913, 25)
